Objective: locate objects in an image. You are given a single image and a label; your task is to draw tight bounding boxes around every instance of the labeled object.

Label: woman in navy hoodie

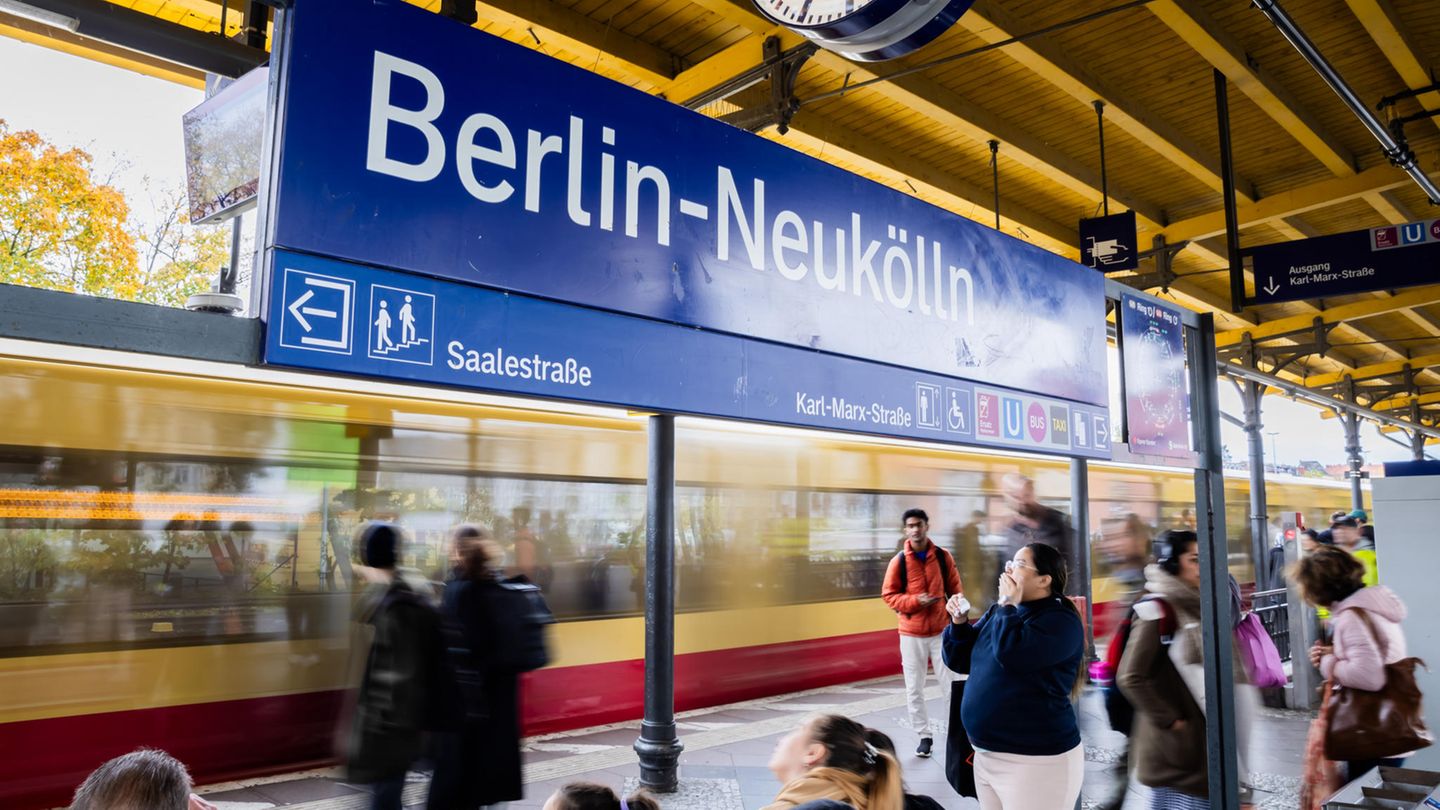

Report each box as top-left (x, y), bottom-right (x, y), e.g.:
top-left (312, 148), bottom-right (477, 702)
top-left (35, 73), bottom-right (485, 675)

top-left (941, 542), bottom-right (1084, 810)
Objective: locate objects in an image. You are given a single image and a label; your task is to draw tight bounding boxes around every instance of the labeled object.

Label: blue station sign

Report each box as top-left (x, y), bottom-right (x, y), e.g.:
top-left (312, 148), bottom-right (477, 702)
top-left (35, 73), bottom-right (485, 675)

top-left (264, 251), bottom-right (1112, 459)
top-left (1248, 219), bottom-right (1440, 304)
top-left (260, 0), bottom-right (1111, 459)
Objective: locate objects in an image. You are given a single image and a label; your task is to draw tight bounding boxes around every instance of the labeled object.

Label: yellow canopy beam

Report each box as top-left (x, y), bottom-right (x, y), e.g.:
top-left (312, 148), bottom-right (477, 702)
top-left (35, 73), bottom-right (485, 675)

top-left (957, 4), bottom-right (1258, 205)
top-left (1303, 354), bottom-right (1440, 390)
top-left (472, 0), bottom-right (678, 88)
top-left (1344, 0), bottom-right (1440, 139)
top-left (1162, 155), bottom-right (1431, 245)
top-left (1215, 287), bottom-right (1440, 348)
top-left (0, 15), bottom-right (203, 88)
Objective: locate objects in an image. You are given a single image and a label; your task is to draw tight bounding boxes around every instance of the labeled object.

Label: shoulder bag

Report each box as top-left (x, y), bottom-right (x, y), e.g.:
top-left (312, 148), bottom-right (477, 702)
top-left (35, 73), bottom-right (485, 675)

top-left (1324, 608), bottom-right (1433, 761)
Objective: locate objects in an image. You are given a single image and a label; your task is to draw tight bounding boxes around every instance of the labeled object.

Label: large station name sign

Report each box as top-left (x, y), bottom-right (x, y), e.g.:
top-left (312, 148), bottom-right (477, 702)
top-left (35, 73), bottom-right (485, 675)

top-left (1248, 219), bottom-right (1440, 304)
top-left (261, 0), bottom-right (1110, 458)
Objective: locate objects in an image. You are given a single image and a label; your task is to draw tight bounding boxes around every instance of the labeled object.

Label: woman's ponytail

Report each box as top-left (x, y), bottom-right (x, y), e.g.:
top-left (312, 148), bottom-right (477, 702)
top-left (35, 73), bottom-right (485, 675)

top-left (866, 750), bottom-right (904, 810)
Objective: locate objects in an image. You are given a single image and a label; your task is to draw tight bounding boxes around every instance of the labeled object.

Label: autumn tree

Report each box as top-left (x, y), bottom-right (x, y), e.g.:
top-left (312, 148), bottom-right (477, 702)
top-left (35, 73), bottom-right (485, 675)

top-left (130, 182), bottom-right (231, 307)
top-left (0, 120), bottom-right (230, 307)
top-left (0, 119), bottom-right (139, 298)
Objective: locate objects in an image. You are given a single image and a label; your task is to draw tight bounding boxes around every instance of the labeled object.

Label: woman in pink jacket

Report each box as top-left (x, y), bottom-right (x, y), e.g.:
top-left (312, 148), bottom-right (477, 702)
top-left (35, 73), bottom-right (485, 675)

top-left (1291, 545), bottom-right (1411, 782)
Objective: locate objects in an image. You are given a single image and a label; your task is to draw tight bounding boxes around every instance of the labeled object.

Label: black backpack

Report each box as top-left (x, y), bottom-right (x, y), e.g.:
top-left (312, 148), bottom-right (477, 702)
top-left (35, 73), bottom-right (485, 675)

top-left (490, 576), bottom-right (555, 672)
top-left (894, 545), bottom-right (957, 599)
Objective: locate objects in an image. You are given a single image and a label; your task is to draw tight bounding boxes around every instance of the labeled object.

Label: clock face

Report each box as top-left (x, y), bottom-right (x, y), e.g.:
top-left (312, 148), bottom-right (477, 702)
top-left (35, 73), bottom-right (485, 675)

top-left (755, 0), bottom-right (880, 28)
top-left (752, 0), bottom-right (976, 62)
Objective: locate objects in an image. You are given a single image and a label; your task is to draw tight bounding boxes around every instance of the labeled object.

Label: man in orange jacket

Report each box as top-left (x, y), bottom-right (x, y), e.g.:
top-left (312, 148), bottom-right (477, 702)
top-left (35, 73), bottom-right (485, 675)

top-left (882, 508), bottom-right (963, 758)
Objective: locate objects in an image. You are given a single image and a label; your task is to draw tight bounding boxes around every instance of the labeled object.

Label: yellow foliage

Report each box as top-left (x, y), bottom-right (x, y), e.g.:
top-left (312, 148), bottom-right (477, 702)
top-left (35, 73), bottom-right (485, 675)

top-left (0, 119), bottom-right (230, 307)
top-left (0, 119), bottom-right (140, 298)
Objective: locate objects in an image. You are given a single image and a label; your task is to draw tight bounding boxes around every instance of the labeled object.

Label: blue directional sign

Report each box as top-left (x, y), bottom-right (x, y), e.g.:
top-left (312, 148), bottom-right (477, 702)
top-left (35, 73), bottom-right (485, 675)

top-left (266, 0), bottom-right (1108, 409)
top-left (1248, 219), bottom-right (1440, 304)
top-left (277, 268), bottom-right (355, 354)
top-left (264, 251), bottom-right (1110, 459)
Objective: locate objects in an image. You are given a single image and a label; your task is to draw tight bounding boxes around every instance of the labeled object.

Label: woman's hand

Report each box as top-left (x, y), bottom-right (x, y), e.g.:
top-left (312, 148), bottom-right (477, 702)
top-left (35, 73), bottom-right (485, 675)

top-left (1309, 644), bottom-right (1333, 668)
top-left (997, 572), bottom-right (1022, 606)
top-left (946, 594), bottom-right (971, 623)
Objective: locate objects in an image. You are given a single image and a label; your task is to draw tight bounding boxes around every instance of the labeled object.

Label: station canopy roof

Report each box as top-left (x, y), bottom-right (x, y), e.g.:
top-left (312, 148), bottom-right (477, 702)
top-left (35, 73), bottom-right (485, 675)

top-left (4, 0), bottom-right (1439, 434)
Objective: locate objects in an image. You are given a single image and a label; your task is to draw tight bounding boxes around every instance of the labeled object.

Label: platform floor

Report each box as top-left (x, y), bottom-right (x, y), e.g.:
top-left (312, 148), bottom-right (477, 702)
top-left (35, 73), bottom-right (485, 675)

top-left (195, 675), bottom-right (1311, 810)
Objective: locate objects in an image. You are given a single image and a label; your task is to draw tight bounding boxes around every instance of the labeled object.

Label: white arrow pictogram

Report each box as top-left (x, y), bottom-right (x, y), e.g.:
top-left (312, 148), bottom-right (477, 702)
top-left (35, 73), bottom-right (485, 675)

top-left (1263, 277), bottom-right (1280, 296)
top-left (289, 290), bottom-right (314, 331)
top-left (288, 288), bottom-right (338, 332)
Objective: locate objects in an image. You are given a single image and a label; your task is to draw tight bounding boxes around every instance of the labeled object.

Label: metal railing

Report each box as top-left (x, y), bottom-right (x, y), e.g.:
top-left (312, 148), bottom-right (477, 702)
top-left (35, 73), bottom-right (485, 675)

top-left (1250, 587), bottom-right (1291, 663)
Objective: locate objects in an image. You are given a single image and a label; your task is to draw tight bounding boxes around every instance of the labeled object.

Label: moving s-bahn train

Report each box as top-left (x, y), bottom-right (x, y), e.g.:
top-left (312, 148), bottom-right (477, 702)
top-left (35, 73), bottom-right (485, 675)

top-left (0, 341), bottom-right (1360, 808)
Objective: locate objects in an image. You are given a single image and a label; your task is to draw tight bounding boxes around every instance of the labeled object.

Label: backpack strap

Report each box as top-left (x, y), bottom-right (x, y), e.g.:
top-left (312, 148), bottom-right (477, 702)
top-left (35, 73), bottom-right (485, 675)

top-left (938, 547), bottom-right (955, 599)
top-left (895, 545), bottom-right (955, 598)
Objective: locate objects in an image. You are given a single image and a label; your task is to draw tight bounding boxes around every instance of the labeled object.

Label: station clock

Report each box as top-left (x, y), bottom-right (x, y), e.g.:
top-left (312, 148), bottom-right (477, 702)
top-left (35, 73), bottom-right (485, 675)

top-left (753, 0), bottom-right (977, 62)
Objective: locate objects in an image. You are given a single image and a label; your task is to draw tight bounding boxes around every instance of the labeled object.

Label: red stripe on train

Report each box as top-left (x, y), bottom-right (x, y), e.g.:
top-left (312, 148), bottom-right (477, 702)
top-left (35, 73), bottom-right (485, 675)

top-left (0, 629), bottom-right (899, 809)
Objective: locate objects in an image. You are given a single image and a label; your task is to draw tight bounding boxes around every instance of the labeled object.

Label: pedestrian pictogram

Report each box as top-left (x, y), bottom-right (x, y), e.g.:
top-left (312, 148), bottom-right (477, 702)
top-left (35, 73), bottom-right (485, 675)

top-left (915, 383), bottom-right (941, 430)
top-left (279, 267), bottom-right (354, 354)
top-left (368, 284), bottom-right (435, 365)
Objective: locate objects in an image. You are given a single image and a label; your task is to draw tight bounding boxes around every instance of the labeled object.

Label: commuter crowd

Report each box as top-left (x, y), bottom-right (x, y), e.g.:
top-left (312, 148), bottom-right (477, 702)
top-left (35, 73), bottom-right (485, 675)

top-left (63, 486), bottom-right (1426, 810)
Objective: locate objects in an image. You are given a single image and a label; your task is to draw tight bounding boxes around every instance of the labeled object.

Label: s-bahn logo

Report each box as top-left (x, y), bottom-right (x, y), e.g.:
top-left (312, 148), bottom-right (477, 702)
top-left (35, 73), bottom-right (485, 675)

top-left (368, 284), bottom-right (435, 365)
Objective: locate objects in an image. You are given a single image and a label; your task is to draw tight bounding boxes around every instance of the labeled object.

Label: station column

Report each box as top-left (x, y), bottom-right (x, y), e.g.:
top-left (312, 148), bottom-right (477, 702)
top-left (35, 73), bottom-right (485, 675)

top-left (1240, 377), bottom-right (1271, 589)
top-left (1342, 410), bottom-right (1365, 511)
top-left (635, 414), bottom-right (684, 791)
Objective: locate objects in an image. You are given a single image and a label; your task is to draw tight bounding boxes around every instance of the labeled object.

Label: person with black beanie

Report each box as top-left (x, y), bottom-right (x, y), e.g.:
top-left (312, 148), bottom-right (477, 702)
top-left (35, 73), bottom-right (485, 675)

top-left (345, 522), bottom-right (450, 810)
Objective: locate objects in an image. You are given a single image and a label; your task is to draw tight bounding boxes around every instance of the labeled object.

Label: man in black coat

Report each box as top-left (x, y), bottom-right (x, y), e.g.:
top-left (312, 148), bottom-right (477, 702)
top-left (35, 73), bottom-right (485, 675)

top-left (999, 474), bottom-right (1075, 589)
top-left (346, 523), bottom-right (447, 810)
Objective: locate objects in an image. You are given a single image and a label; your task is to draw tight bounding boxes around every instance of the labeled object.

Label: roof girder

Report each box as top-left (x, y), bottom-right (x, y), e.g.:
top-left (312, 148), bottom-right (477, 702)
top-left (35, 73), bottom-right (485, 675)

top-left (1163, 154), bottom-right (1429, 244)
top-left (472, 0), bottom-right (679, 87)
top-left (957, 3), bottom-right (1261, 205)
top-left (1147, 0), bottom-right (1356, 176)
top-left (1313, 353), bottom-right (1440, 389)
top-left (1216, 286), bottom-right (1440, 348)
top-left (667, 0), bottom-right (1172, 231)
top-left (1343, 0), bottom-right (1440, 138)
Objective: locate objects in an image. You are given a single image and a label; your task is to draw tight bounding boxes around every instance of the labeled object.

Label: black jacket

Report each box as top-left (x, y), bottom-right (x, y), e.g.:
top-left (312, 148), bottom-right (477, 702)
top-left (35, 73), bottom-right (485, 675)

top-left (346, 574), bottom-right (447, 783)
top-left (427, 576), bottom-right (523, 806)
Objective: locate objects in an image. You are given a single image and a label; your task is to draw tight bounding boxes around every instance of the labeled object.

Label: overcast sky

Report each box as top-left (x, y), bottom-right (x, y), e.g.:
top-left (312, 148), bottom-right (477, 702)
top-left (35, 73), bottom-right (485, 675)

top-left (0, 35), bottom-right (1426, 468)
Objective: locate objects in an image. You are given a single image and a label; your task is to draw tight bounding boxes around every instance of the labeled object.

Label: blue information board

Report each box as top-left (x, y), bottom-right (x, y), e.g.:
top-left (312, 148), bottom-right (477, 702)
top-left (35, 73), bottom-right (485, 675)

top-left (264, 251), bottom-right (1110, 458)
top-left (1249, 219), bottom-right (1440, 304)
top-left (266, 0), bottom-right (1108, 409)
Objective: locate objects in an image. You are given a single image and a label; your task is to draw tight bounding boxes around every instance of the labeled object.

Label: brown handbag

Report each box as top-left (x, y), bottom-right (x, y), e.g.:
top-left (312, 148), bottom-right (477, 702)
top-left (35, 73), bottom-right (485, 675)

top-left (1324, 608), bottom-right (1433, 761)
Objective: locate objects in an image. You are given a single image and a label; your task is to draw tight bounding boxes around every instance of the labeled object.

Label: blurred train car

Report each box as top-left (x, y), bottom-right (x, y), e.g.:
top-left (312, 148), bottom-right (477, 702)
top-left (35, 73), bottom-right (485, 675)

top-left (0, 342), bottom-right (1361, 808)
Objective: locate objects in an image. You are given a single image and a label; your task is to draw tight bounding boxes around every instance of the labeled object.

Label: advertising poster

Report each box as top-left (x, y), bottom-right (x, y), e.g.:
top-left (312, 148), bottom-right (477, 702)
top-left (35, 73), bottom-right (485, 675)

top-left (1121, 294), bottom-right (1190, 459)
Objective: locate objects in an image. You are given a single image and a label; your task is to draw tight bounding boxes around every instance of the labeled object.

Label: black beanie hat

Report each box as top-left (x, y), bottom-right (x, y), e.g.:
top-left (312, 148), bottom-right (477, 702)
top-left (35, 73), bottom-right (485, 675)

top-left (360, 522), bottom-right (400, 569)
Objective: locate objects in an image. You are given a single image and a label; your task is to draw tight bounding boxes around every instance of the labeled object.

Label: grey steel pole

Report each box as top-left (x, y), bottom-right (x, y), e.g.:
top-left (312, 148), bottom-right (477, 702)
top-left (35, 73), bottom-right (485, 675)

top-left (1189, 313), bottom-right (1241, 810)
top-left (1241, 382), bottom-right (1271, 589)
top-left (635, 414), bottom-right (683, 791)
top-left (1414, 431), bottom-right (1429, 462)
top-left (1070, 458), bottom-right (1095, 659)
top-left (1342, 411), bottom-right (1365, 510)
top-left (1285, 532), bottom-right (1321, 709)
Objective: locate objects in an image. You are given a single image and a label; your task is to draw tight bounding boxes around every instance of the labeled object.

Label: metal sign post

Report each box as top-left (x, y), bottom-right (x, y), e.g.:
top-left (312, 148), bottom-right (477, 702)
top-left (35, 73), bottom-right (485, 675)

top-left (635, 414), bottom-right (684, 791)
top-left (1189, 312), bottom-right (1241, 810)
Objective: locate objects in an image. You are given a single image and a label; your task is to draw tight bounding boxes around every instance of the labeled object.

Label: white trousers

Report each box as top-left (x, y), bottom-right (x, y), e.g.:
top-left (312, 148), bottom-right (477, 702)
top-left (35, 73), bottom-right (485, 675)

top-left (899, 631), bottom-right (955, 737)
top-left (974, 745), bottom-right (1085, 810)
